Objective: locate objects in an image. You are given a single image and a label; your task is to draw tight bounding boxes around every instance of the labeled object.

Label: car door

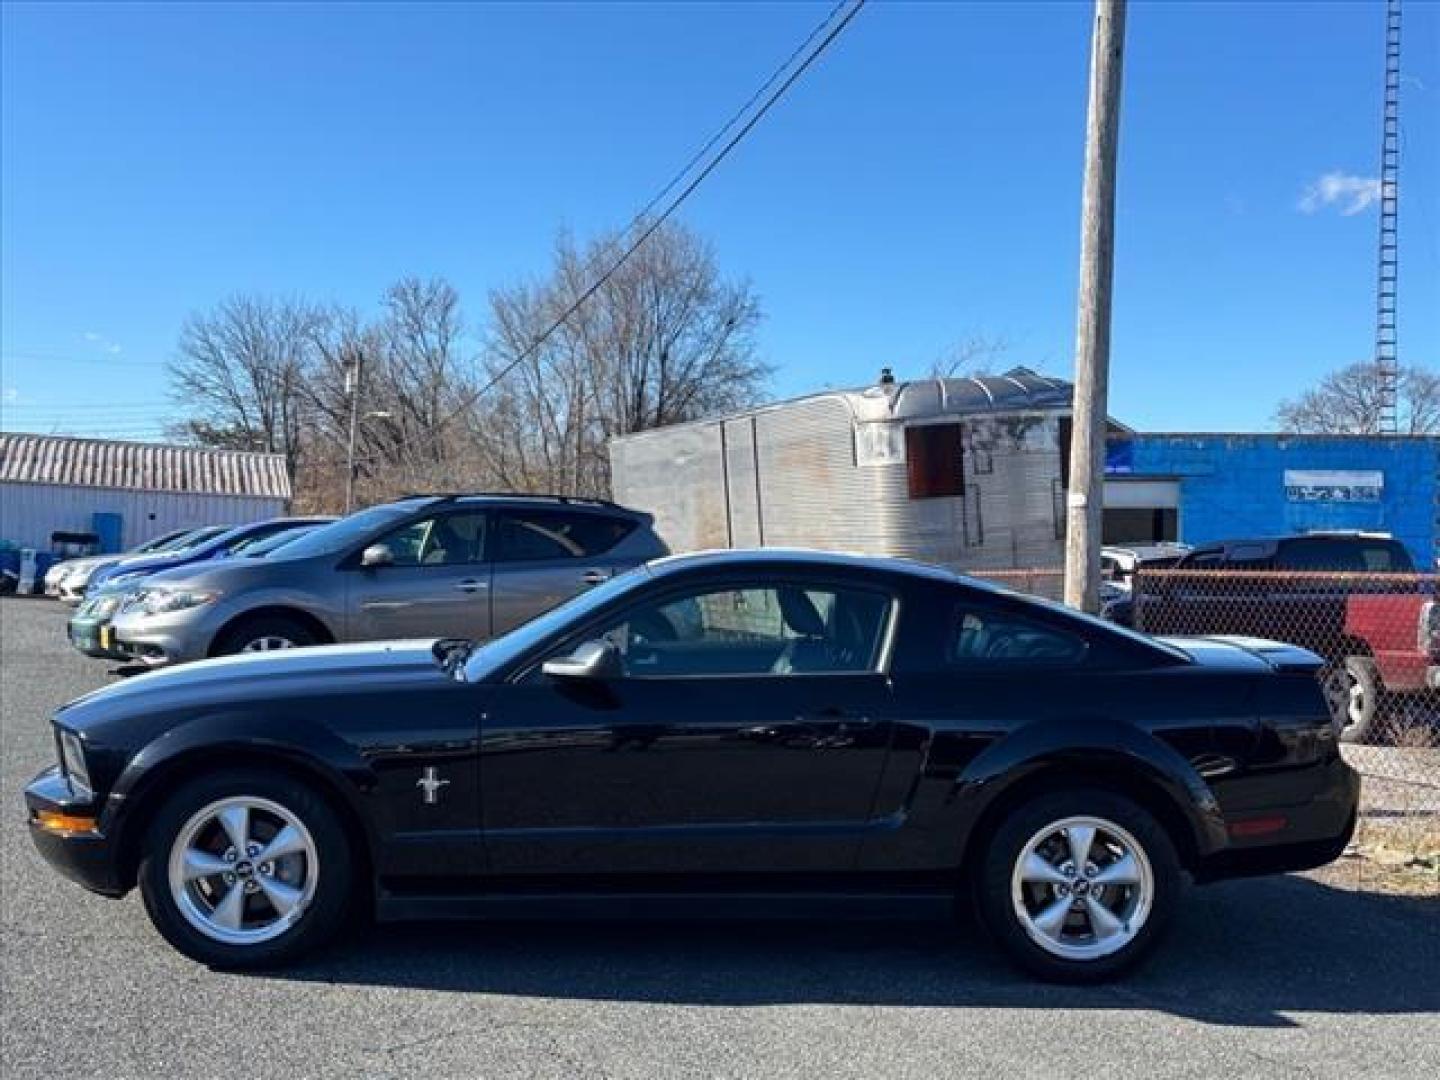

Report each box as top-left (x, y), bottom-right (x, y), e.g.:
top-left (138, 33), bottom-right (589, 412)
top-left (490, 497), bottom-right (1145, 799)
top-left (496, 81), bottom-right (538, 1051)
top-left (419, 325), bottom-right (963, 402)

top-left (479, 575), bottom-right (899, 875)
top-left (487, 509), bottom-right (635, 636)
top-left (346, 510), bottom-right (493, 641)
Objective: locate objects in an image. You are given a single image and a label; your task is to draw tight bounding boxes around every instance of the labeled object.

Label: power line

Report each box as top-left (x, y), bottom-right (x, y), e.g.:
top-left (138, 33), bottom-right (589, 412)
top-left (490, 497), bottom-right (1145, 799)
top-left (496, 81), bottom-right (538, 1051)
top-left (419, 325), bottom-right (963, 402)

top-left (336, 0), bottom-right (868, 470)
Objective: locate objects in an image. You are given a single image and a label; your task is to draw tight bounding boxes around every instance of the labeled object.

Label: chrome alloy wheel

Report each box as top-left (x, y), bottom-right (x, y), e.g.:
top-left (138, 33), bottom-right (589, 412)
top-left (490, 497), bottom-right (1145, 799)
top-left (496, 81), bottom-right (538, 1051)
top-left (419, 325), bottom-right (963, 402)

top-left (167, 796), bottom-right (319, 946)
top-left (241, 635), bottom-right (296, 653)
top-left (1010, 815), bottom-right (1154, 962)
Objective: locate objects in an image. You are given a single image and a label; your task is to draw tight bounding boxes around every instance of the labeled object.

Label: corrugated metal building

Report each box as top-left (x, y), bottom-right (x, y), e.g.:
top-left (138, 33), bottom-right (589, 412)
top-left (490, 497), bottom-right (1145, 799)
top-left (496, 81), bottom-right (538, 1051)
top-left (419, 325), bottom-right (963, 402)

top-left (0, 433), bottom-right (292, 552)
top-left (610, 367), bottom-right (1106, 573)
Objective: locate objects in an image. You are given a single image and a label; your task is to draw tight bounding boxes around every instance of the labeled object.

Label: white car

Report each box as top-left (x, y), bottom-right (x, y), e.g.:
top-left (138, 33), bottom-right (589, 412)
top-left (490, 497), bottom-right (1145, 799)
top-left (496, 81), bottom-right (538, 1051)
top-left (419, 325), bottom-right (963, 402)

top-left (1100, 543), bottom-right (1191, 602)
top-left (44, 527), bottom-right (226, 604)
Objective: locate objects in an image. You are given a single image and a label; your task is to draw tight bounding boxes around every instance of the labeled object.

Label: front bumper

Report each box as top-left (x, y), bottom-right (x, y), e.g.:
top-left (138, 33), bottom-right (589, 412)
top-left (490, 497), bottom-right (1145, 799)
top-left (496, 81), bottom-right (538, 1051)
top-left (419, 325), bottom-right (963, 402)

top-left (67, 613), bottom-right (128, 660)
top-left (110, 610), bottom-right (212, 667)
top-left (24, 766), bottom-right (126, 897)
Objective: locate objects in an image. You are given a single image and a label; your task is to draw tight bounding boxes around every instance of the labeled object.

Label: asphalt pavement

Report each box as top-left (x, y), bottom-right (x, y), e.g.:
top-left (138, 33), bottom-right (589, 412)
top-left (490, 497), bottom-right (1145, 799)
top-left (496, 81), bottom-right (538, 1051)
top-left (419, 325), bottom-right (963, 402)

top-left (2, 596), bottom-right (1438, 1079)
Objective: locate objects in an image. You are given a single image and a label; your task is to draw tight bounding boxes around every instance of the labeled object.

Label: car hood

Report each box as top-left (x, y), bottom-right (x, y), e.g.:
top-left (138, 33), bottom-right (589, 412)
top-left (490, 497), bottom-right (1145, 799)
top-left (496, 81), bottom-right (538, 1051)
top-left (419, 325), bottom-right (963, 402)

top-left (132, 557), bottom-right (283, 590)
top-left (56, 554), bottom-right (126, 578)
top-left (58, 640), bottom-right (446, 733)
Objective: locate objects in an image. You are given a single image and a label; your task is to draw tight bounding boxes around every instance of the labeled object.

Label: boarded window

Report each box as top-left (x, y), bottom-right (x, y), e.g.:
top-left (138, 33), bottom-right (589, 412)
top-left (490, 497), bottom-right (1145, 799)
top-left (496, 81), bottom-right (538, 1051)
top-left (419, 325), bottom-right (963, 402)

top-left (906, 424), bottom-right (964, 499)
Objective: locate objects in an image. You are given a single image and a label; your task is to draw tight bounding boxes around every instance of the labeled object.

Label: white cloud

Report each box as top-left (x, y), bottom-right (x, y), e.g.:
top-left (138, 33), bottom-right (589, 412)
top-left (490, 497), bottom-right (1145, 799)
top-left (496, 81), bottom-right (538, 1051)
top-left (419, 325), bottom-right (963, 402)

top-left (2, 387), bottom-right (18, 403)
top-left (1298, 172), bottom-right (1384, 216)
top-left (80, 330), bottom-right (123, 355)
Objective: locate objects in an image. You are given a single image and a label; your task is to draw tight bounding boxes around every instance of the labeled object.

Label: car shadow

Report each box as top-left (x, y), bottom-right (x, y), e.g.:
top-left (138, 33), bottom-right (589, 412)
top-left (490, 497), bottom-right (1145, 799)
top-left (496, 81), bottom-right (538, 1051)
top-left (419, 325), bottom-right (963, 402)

top-left (267, 873), bottom-right (1440, 1028)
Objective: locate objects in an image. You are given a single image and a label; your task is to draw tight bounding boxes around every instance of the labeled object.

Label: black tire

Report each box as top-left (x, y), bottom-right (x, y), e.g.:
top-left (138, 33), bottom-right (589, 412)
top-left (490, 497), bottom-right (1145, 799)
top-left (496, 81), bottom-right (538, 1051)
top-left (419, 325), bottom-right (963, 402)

top-left (138, 768), bottom-right (353, 969)
top-left (212, 613), bottom-right (319, 657)
top-left (974, 788), bottom-right (1181, 983)
top-left (1329, 656), bottom-right (1384, 745)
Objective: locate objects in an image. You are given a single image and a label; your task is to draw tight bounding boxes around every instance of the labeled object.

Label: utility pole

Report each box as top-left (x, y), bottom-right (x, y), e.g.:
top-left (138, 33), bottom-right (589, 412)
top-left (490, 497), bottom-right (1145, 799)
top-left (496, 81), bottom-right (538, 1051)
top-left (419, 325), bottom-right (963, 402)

top-left (344, 351), bottom-right (362, 513)
top-left (1064, 0), bottom-right (1127, 612)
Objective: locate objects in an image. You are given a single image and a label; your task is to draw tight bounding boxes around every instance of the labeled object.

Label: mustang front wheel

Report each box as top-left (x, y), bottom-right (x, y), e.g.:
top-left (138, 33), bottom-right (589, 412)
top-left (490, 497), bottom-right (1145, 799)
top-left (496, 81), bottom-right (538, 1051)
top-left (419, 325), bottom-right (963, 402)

top-left (976, 789), bottom-right (1180, 982)
top-left (138, 769), bottom-right (352, 968)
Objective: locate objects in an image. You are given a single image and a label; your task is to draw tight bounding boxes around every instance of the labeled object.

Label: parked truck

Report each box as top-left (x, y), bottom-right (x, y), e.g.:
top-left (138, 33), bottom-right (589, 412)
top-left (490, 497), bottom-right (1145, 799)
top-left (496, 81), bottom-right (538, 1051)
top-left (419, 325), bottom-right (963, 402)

top-left (1130, 532), bottom-right (1438, 742)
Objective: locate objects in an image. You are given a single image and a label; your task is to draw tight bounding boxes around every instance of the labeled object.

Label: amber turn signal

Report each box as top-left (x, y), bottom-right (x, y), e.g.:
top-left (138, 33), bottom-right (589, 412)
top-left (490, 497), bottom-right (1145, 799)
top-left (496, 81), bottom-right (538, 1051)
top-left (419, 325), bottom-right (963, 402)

top-left (34, 810), bottom-right (98, 835)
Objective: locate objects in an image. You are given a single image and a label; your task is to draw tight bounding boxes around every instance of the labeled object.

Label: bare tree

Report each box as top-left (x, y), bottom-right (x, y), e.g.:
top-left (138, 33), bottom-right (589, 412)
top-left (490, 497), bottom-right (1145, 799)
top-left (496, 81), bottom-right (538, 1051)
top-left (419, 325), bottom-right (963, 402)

top-left (167, 295), bottom-right (327, 480)
top-left (479, 222), bottom-right (769, 496)
top-left (300, 279), bottom-right (478, 506)
top-left (929, 334), bottom-right (1009, 379)
top-left (1275, 360), bottom-right (1440, 435)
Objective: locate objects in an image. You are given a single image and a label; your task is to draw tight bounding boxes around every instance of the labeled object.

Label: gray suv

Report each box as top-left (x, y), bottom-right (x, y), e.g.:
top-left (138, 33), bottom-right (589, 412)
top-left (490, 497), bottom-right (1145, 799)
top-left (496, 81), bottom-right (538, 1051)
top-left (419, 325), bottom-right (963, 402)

top-left (108, 494), bottom-right (669, 666)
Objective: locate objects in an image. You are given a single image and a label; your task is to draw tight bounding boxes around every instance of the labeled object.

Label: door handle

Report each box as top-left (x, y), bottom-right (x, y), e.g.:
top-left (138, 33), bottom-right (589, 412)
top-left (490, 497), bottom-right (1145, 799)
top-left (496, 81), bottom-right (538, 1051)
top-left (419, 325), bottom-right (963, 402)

top-left (580, 569), bottom-right (609, 586)
top-left (454, 579), bottom-right (488, 593)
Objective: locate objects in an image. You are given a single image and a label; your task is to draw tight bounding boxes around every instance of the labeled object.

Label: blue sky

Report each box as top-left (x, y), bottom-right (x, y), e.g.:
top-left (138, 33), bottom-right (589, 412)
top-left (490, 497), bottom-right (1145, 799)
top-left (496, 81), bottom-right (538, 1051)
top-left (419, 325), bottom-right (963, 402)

top-left (2, 0), bottom-right (1436, 440)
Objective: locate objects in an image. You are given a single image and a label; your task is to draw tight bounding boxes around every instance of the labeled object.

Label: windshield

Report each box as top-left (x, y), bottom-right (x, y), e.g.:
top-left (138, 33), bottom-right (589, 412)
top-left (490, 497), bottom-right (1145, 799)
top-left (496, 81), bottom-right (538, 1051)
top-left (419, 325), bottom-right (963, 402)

top-left (170, 526), bottom-right (229, 552)
top-left (133, 529), bottom-right (189, 554)
top-left (463, 566), bottom-right (650, 680)
top-left (269, 501), bottom-right (430, 560)
top-left (240, 526), bottom-right (318, 557)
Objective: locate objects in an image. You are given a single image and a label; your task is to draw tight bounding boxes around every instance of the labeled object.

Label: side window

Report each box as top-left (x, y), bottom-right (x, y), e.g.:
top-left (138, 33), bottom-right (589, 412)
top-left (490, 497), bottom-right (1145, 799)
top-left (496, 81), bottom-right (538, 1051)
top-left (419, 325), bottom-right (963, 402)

top-left (1225, 544), bottom-right (1273, 571)
top-left (950, 608), bottom-right (1086, 667)
top-left (496, 511), bottom-right (634, 562)
top-left (585, 584), bottom-right (890, 677)
top-left (375, 512), bottom-right (486, 567)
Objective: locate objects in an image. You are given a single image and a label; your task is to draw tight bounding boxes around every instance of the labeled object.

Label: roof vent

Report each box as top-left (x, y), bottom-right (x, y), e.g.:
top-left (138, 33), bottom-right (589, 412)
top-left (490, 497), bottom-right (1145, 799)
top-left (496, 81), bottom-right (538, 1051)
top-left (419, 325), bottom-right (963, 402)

top-left (878, 367), bottom-right (896, 387)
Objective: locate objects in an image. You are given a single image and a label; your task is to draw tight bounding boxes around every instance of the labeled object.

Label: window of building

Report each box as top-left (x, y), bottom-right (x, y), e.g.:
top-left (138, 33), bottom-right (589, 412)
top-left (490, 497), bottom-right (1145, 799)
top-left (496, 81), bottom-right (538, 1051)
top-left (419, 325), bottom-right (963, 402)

top-left (906, 423), bottom-right (964, 499)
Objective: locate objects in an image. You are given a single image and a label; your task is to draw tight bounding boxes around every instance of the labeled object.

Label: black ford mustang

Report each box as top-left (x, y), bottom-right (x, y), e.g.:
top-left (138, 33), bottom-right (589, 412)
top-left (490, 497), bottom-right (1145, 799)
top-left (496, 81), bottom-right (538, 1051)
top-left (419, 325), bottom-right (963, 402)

top-left (25, 550), bottom-right (1358, 980)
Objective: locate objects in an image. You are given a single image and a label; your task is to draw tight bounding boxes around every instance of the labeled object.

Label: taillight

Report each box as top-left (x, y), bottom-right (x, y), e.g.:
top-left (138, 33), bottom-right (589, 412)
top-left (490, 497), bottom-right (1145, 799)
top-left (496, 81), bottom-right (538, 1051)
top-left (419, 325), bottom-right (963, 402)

top-left (1421, 600), bottom-right (1440, 656)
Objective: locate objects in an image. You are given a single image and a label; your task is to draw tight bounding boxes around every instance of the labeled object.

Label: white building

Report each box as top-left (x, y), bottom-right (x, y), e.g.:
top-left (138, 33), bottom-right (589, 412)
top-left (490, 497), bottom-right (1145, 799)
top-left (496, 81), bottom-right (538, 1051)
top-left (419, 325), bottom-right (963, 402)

top-left (0, 433), bottom-right (292, 552)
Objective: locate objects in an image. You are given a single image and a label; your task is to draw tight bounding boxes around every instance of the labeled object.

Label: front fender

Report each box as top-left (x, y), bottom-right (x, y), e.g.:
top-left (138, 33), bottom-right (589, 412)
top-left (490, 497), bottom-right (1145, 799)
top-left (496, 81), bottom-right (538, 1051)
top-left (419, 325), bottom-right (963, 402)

top-left (953, 716), bottom-right (1228, 862)
top-left (104, 709), bottom-right (380, 876)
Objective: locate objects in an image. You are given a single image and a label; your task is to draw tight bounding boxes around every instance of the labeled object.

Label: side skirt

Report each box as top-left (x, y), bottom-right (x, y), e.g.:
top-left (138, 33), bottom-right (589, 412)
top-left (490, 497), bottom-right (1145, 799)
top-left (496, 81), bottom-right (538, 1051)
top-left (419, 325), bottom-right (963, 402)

top-left (376, 890), bottom-right (958, 924)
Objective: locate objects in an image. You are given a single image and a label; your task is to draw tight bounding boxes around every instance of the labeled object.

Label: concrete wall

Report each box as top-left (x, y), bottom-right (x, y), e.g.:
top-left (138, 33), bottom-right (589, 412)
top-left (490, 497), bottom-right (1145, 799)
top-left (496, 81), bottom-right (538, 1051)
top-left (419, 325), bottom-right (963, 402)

top-left (1108, 434), bottom-right (1439, 566)
top-left (0, 483), bottom-right (288, 552)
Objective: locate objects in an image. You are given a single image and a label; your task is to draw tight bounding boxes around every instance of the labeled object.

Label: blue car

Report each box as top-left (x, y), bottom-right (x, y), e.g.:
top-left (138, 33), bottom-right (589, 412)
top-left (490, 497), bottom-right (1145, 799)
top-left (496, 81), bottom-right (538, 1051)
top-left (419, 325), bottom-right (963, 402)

top-left (87, 517), bottom-right (332, 595)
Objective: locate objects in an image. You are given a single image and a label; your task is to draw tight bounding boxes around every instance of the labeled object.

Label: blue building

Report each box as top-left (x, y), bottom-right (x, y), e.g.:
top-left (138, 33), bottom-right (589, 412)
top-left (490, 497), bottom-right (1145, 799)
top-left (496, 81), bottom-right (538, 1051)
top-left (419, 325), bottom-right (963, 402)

top-left (1102, 433), bottom-right (1439, 568)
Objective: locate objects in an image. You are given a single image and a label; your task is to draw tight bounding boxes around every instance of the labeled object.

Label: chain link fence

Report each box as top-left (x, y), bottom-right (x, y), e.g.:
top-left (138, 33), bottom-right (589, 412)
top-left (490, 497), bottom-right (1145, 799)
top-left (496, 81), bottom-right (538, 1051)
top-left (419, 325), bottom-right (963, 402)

top-left (968, 566), bottom-right (1439, 873)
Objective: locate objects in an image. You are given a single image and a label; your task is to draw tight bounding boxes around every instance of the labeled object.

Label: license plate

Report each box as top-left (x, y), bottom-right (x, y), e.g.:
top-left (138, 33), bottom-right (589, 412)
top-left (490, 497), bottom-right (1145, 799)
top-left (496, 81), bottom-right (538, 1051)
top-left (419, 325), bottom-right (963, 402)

top-left (99, 625), bottom-right (113, 650)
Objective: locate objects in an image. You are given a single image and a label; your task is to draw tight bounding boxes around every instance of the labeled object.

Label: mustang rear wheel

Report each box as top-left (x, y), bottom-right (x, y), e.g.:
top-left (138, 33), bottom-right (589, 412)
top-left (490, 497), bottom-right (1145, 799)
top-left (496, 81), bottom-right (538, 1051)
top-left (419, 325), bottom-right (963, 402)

top-left (138, 769), bottom-right (352, 968)
top-left (976, 789), bottom-right (1180, 982)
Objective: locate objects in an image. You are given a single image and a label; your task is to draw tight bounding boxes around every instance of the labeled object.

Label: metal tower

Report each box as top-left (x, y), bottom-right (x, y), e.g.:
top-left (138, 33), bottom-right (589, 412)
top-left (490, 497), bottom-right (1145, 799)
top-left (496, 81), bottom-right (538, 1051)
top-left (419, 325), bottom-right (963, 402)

top-left (1375, 0), bottom-right (1402, 434)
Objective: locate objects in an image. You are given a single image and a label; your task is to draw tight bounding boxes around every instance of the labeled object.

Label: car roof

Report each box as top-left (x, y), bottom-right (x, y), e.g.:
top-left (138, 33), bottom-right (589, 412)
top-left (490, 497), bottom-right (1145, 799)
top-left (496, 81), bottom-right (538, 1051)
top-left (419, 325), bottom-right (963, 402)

top-left (395, 493), bottom-right (649, 518)
top-left (645, 547), bottom-right (989, 588)
top-left (1196, 532), bottom-right (1401, 551)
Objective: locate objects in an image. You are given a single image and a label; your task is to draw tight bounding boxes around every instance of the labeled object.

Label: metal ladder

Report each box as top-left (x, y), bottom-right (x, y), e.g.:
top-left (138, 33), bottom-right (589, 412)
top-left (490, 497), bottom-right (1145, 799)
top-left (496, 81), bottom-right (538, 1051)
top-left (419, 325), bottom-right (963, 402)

top-left (1375, 0), bottom-right (1402, 435)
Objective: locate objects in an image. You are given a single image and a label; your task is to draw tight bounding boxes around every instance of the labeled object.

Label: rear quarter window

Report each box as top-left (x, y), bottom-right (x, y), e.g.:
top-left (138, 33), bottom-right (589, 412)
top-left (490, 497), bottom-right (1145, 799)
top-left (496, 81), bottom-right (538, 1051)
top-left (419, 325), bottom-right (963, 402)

top-left (950, 608), bottom-right (1088, 667)
top-left (495, 511), bottom-right (636, 562)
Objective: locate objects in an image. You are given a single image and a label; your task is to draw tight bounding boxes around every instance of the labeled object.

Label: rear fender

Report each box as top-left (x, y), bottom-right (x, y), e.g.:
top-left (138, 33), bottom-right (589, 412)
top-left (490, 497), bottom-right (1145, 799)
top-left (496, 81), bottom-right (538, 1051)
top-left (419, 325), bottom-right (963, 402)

top-left (952, 716), bottom-right (1228, 863)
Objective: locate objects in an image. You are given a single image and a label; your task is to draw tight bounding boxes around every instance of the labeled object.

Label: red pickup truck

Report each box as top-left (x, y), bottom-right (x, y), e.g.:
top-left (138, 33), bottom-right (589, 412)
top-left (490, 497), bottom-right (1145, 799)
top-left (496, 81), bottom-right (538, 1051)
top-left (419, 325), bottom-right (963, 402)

top-left (1132, 533), bottom-right (1438, 743)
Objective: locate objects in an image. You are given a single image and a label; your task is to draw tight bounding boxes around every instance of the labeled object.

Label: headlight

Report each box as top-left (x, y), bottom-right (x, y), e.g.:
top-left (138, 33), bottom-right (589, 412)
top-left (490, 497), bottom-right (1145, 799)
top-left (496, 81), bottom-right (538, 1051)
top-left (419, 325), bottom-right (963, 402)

top-left (90, 593), bottom-right (125, 618)
top-left (135, 587), bottom-right (221, 616)
top-left (58, 729), bottom-right (92, 797)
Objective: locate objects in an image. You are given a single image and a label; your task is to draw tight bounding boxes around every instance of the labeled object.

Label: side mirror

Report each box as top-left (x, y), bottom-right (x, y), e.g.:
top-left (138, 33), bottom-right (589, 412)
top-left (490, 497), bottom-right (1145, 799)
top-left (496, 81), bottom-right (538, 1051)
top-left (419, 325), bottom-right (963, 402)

top-left (361, 543), bottom-right (395, 569)
top-left (542, 639), bottom-right (623, 681)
